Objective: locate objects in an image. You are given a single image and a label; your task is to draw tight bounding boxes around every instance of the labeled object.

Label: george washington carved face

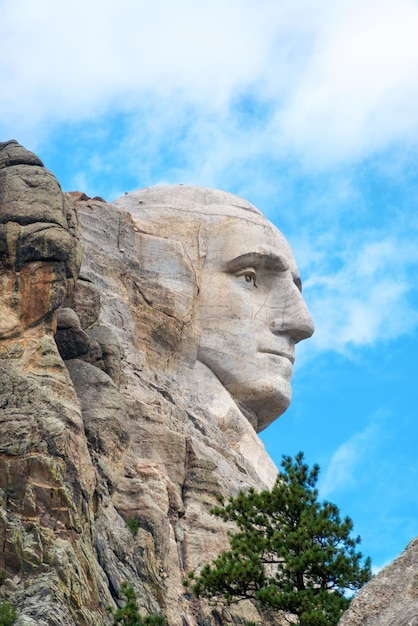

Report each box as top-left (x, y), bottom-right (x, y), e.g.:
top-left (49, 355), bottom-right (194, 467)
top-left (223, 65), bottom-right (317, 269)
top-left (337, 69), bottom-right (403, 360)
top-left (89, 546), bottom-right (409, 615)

top-left (113, 185), bottom-right (314, 432)
top-left (195, 216), bottom-right (313, 432)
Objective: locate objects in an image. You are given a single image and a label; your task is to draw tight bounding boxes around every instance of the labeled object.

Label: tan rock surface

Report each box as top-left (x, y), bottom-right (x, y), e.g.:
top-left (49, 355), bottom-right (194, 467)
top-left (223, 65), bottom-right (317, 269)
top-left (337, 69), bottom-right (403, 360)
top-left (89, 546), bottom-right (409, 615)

top-left (1, 142), bottom-right (315, 625)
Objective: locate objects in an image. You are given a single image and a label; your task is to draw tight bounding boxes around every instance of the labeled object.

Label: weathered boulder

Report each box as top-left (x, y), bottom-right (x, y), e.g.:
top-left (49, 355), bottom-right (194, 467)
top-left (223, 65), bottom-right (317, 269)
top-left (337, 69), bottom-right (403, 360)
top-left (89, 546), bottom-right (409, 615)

top-left (338, 538), bottom-right (418, 626)
top-left (55, 306), bottom-right (92, 360)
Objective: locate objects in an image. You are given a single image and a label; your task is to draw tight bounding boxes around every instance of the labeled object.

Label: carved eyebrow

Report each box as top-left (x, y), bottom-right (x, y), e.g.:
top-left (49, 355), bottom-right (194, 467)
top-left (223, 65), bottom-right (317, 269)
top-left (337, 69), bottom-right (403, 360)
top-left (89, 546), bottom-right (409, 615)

top-left (224, 251), bottom-right (303, 292)
top-left (223, 251), bottom-right (289, 273)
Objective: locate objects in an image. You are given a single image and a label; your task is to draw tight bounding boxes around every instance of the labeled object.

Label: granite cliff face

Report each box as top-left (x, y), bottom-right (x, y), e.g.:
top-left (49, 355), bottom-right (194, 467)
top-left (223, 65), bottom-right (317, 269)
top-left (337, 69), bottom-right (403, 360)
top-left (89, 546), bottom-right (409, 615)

top-left (0, 141), bottom-right (298, 625)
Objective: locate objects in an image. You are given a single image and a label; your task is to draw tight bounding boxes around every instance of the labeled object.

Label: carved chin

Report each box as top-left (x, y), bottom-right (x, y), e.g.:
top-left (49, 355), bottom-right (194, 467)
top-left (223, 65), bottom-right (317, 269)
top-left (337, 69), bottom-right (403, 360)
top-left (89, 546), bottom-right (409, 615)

top-left (225, 379), bottom-right (292, 433)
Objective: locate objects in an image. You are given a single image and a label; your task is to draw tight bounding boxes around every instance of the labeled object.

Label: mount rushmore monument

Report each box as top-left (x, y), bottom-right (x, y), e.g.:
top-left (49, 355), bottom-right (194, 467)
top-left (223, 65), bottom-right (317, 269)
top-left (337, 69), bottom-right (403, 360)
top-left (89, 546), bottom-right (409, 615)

top-left (0, 140), bottom-right (416, 625)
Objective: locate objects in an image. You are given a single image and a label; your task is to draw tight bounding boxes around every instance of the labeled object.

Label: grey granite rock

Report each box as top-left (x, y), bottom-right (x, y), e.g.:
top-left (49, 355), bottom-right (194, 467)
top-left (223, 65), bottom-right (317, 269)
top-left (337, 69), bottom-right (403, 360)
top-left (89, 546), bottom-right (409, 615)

top-left (338, 538), bottom-right (418, 626)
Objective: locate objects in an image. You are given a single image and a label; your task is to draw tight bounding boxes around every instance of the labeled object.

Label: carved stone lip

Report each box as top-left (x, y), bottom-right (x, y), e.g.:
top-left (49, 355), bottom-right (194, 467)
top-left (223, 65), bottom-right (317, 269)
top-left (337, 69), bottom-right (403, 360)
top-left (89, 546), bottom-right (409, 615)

top-left (259, 350), bottom-right (295, 364)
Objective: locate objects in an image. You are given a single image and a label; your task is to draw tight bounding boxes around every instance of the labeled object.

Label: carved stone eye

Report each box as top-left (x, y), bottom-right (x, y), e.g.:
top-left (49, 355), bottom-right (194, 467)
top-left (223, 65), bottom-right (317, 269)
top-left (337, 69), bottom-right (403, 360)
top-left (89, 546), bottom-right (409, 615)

top-left (244, 272), bottom-right (257, 287)
top-left (235, 268), bottom-right (257, 287)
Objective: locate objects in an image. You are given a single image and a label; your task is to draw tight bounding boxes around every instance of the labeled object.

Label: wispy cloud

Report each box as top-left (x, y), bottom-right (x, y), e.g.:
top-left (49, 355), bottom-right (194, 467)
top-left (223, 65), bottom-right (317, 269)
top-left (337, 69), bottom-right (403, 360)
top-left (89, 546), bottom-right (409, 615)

top-left (302, 232), bottom-right (418, 354)
top-left (318, 424), bottom-right (378, 499)
top-left (274, 0), bottom-right (418, 166)
top-left (371, 560), bottom-right (392, 576)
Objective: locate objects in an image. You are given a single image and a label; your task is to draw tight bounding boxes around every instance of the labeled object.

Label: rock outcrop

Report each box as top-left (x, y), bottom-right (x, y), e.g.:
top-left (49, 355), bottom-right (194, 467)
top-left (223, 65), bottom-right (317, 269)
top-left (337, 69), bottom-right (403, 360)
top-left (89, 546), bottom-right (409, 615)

top-left (338, 538), bottom-right (418, 626)
top-left (2, 141), bottom-right (312, 625)
top-left (0, 141), bottom-right (111, 625)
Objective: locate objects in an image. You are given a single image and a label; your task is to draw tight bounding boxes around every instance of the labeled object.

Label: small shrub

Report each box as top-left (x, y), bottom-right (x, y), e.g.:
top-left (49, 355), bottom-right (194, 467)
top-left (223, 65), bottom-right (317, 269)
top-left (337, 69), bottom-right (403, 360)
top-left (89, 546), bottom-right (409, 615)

top-left (0, 602), bottom-right (16, 626)
top-left (109, 582), bottom-right (165, 625)
top-left (126, 518), bottom-right (139, 537)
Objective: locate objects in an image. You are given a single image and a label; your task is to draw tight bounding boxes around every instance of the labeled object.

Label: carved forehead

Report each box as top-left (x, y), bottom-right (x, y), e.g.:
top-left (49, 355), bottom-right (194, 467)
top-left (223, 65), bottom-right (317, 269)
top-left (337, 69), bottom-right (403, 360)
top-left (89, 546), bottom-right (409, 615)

top-left (206, 216), bottom-right (293, 257)
top-left (112, 185), bottom-right (281, 256)
top-left (113, 185), bottom-right (295, 275)
top-left (203, 216), bottom-right (298, 282)
top-left (113, 185), bottom-right (263, 220)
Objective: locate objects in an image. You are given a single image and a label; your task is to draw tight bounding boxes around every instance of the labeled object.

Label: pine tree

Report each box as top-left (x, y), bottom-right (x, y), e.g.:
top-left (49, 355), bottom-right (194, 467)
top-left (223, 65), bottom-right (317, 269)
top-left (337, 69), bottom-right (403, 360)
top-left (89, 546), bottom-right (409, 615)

top-left (187, 452), bottom-right (371, 626)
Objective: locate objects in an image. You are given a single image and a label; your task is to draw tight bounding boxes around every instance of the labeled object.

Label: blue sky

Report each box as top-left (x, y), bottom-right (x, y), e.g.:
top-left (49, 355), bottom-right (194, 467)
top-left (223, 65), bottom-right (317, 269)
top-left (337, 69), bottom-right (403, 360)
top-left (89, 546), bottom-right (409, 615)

top-left (1, 0), bottom-right (417, 575)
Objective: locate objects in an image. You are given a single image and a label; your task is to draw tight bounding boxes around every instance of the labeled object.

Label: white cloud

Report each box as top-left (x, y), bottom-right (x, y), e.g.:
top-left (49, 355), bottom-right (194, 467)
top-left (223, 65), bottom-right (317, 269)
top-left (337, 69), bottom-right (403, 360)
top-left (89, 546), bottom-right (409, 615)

top-left (0, 0), bottom-right (280, 123)
top-left (1, 0), bottom-right (418, 166)
top-left (275, 0), bottom-right (418, 165)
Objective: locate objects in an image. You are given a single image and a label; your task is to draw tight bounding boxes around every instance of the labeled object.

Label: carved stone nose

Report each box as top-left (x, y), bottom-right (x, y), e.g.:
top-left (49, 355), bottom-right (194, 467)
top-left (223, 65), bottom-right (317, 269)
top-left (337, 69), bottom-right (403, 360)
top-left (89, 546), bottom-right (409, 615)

top-left (270, 316), bottom-right (314, 342)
